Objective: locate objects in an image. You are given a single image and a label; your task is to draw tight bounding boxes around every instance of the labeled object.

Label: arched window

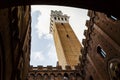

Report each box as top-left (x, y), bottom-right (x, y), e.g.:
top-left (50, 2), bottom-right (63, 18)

top-left (109, 61), bottom-right (120, 80)
top-left (97, 46), bottom-right (106, 58)
top-left (58, 17), bottom-right (60, 20)
top-left (54, 17), bottom-right (56, 20)
top-left (65, 18), bottom-right (67, 21)
top-left (64, 73), bottom-right (69, 80)
top-left (89, 76), bottom-right (93, 80)
top-left (61, 18), bottom-right (64, 20)
top-left (107, 14), bottom-right (118, 21)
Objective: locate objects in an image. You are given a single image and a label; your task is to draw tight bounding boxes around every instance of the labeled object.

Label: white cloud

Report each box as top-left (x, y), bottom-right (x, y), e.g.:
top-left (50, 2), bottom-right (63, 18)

top-left (47, 43), bottom-right (58, 65)
top-left (31, 51), bottom-right (45, 62)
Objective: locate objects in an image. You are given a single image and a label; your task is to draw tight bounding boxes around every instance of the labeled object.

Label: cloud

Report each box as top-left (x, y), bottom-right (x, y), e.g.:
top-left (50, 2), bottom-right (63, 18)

top-left (47, 43), bottom-right (58, 66)
top-left (31, 11), bottom-right (41, 27)
top-left (32, 8), bottom-right (52, 40)
top-left (31, 51), bottom-right (45, 62)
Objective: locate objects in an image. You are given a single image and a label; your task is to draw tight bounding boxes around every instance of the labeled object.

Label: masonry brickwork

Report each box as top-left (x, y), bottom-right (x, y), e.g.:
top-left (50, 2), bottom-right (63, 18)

top-left (27, 65), bottom-right (82, 80)
top-left (0, 5), bottom-right (31, 80)
top-left (80, 10), bottom-right (120, 80)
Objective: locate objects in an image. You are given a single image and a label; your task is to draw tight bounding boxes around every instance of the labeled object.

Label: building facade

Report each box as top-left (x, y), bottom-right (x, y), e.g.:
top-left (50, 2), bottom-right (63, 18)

top-left (80, 10), bottom-right (120, 80)
top-left (27, 65), bottom-right (81, 80)
top-left (0, 5), bottom-right (31, 80)
top-left (50, 10), bottom-right (82, 69)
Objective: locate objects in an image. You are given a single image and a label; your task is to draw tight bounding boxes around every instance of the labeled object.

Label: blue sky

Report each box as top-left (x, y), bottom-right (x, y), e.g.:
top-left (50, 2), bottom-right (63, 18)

top-left (30, 5), bottom-right (89, 67)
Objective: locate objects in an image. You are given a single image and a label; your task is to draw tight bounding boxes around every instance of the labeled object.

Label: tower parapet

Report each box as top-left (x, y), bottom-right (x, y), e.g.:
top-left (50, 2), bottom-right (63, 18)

top-left (27, 65), bottom-right (82, 80)
top-left (50, 10), bottom-right (69, 33)
top-left (29, 65), bottom-right (80, 71)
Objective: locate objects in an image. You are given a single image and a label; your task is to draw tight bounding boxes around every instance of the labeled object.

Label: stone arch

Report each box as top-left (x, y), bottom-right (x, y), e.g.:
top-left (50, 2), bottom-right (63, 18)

top-left (43, 73), bottom-right (49, 80)
top-left (57, 73), bottom-right (63, 80)
top-left (63, 73), bottom-right (69, 80)
top-left (37, 73), bottom-right (42, 77)
top-left (108, 58), bottom-right (120, 80)
top-left (76, 73), bottom-right (81, 80)
top-left (70, 73), bottom-right (75, 80)
top-left (89, 75), bottom-right (93, 80)
top-left (36, 73), bottom-right (42, 80)
top-left (29, 73), bottom-right (35, 80)
top-left (50, 73), bottom-right (55, 80)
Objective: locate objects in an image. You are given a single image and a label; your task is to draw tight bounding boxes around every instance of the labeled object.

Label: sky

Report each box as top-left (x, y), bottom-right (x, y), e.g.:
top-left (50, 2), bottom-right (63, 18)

top-left (30, 5), bottom-right (89, 67)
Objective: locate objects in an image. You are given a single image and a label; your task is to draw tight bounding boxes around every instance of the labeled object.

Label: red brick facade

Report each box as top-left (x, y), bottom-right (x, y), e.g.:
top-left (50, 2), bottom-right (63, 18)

top-left (81, 10), bottom-right (120, 80)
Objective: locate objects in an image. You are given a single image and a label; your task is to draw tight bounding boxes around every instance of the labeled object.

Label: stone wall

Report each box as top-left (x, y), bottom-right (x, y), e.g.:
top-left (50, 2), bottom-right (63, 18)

top-left (80, 10), bottom-right (120, 80)
top-left (0, 5), bottom-right (31, 80)
top-left (27, 65), bottom-right (82, 80)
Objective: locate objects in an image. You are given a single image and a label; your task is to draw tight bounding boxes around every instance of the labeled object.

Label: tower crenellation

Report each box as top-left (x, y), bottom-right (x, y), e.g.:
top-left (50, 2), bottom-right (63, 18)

top-left (50, 10), bottom-right (69, 33)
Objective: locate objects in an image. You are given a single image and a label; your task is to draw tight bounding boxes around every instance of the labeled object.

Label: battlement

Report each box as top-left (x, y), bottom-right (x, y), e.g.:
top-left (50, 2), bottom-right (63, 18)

top-left (27, 65), bottom-right (82, 80)
top-left (50, 10), bottom-right (69, 33)
top-left (29, 65), bottom-right (80, 71)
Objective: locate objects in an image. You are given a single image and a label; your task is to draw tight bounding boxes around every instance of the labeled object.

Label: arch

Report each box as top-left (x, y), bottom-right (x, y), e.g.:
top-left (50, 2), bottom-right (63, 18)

top-left (63, 73), bottom-right (69, 80)
top-left (57, 73), bottom-right (63, 80)
top-left (76, 73), bottom-right (82, 80)
top-left (36, 73), bottom-right (43, 80)
top-left (108, 58), bottom-right (120, 80)
top-left (70, 73), bottom-right (75, 80)
top-left (0, 0), bottom-right (120, 21)
top-left (43, 73), bottom-right (49, 79)
top-left (30, 73), bottom-right (35, 76)
top-left (76, 73), bottom-right (80, 77)
top-left (43, 73), bottom-right (48, 76)
top-left (57, 73), bottom-right (62, 76)
top-left (50, 73), bottom-right (55, 80)
top-left (89, 75), bottom-right (93, 80)
top-left (37, 73), bottom-right (42, 76)
top-left (29, 73), bottom-right (35, 80)
top-left (50, 73), bottom-right (55, 75)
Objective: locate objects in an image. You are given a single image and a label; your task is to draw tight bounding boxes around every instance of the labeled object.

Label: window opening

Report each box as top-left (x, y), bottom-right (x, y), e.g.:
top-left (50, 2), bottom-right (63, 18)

top-left (61, 23), bottom-right (64, 25)
top-left (89, 76), bottom-right (93, 80)
top-left (58, 17), bottom-right (60, 20)
top-left (97, 46), bottom-right (106, 58)
top-left (65, 18), bottom-right (67, 21)
top-left (66, 34), bottom-right (70, 38)
top-left (54, 17), bottom-right (56, 20)
top-left (107, 14), bottom-right (118, 21)
top-left (110, 15), bottom-right (118, 21)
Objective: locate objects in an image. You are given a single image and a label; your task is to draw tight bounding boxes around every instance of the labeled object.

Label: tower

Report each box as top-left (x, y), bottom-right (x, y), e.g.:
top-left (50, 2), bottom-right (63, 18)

top-left (50, 10), bottom-right (82, 69)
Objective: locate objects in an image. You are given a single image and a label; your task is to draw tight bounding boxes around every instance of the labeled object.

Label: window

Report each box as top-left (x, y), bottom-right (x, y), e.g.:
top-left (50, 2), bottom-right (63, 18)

top-left (110, 15), bottom-right (118, 21)
top-left (97, 46), bottom-right (106, 58)
top-left (107, 14), bottom-right (118, 21)
top-left (54, 17), bottom-right (56, 20)
top-left (89, 76), bottom-right (93, 80)
top-left (66, 34), bottom-right (70, 38)
top-left (61, 18), bottom-right (64, 20)
top-left (61, 23), bottom-right (64, 25)
top-left (109, 62), bottom-right (120, 80)
top-left (58, 17), bottom-right (60, 20)
top-left (65, 18), bottom-right (67, 21)
top-left (51, 20), bottom-right (53, 22)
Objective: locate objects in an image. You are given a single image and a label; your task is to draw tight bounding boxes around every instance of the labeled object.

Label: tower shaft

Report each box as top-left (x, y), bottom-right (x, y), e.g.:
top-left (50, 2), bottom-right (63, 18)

top-left (50, 10), bottom-right (82, 69)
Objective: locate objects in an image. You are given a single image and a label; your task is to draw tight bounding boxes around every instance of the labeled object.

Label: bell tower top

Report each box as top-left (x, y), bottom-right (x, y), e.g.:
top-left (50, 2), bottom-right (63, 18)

top-left (50, 10), bottom-right (69, 33)
top-left (50, 10), bottom-right (69, 22)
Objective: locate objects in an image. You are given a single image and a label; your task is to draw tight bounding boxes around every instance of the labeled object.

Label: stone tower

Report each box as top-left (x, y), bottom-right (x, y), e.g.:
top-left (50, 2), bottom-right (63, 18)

top-left (50, 10), bottom-right (82, 69)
